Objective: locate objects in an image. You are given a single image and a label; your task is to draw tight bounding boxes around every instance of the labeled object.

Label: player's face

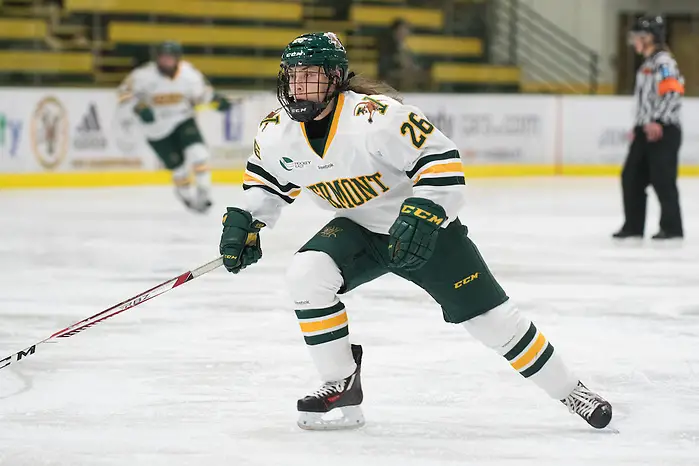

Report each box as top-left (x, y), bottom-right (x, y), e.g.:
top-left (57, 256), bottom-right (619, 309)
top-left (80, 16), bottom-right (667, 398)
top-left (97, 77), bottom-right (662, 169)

top-left (157, 54), bottom-right (178, 72)
top-left (289, 66), bottom-right (329, 102)
top-left (629, 33), bottom-right (651, 54)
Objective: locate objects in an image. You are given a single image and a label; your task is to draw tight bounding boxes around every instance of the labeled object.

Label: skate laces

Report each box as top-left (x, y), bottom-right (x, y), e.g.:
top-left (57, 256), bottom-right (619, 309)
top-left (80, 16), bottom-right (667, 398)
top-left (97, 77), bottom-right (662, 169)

top-left (563, 384), bottom-right (601, 419)
top-left (310, 380), bottom-right (345, 399)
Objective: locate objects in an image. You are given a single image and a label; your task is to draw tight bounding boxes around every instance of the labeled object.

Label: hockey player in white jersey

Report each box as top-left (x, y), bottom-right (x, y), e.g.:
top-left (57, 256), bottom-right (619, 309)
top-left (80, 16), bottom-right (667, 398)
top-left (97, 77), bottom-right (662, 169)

top-left (118, 41), bottom-right (230, 213)
top-left (218, 33), bottom-right (613, 430)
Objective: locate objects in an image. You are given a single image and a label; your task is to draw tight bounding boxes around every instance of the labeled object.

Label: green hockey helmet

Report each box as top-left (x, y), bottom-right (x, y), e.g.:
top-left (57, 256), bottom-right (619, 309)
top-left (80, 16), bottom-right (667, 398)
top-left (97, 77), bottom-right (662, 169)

top-left (156, 41), bottom-right (183, 58)
top-left (155, 41), bottom-right (182, 76)
top-left (277, 32), bottom-right (350, 122)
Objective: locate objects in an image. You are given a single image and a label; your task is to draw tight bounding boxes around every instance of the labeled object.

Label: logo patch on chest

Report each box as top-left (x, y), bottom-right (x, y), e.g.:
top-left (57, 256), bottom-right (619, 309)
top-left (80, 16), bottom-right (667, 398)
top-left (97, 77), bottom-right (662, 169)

top-left (280, 156), bottom-right (312, 171)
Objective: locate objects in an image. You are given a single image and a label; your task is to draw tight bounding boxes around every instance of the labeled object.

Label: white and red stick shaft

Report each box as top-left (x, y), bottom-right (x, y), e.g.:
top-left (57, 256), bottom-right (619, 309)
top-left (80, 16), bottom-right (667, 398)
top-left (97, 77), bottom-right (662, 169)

top-left (0, 256), bottom-right (223, 371)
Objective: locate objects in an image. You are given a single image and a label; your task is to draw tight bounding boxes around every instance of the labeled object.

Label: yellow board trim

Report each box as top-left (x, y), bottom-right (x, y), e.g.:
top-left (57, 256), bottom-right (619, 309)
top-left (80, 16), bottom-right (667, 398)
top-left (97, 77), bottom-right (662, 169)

top-left (511, 333), bottom-right (546, 371)
top-left (299, 312), bottom-right (348, 333)
top-left (4, 165), bottom-right (699, 189)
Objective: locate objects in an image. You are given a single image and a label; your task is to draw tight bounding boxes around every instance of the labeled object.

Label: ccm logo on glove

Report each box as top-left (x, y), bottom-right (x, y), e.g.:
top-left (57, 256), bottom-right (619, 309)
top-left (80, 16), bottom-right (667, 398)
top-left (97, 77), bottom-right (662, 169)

top-left (400, 204), bottom-right (445, 225)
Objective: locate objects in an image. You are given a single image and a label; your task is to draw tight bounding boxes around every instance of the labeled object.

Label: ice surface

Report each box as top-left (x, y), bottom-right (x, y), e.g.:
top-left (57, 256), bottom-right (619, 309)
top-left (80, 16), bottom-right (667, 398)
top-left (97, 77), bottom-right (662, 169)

top-left (1, 178), bottom-right (698, 466)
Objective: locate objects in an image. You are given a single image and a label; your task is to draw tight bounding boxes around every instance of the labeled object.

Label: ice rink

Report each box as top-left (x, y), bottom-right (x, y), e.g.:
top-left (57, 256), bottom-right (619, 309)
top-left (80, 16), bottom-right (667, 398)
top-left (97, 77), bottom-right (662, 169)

top-left (1, 177), bottom-right (698, 466)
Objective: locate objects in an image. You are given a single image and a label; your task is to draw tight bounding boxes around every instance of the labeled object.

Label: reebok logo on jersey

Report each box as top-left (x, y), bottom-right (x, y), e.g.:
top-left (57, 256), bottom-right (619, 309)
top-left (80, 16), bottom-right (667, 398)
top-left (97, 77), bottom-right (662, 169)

top-left (74, 103), bottom-right (106, 150)
top-left (317, 163), bottom-right (334, 170)
top-left (400, 205), bottom-right (444, 225)
top-left (454, 273), bottom-right (480, 289)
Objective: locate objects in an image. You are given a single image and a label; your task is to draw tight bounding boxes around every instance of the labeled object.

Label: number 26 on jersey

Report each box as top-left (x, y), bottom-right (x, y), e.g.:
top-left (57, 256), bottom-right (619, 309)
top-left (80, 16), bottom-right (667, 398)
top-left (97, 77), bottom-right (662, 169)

top-left (401, 112), bottom-right (434, 149)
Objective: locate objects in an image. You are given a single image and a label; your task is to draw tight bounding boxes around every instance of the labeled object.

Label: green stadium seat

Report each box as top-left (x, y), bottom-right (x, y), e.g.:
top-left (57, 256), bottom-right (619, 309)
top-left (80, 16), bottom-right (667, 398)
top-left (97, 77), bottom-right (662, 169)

top-left (109, 22), bottom-right (335, 49)
top-left (350, 5), bottom-right (443, 30)
top-left (432, 63), bottom-right (520, 85)
top-left (0, 51), bottom-right (93, 73)
top-left (0, 18), bottom-right (47, 40)
top-left (64, 0), bottom-right (303, 23)
top-left (405, 35), bottom-right (482, 58)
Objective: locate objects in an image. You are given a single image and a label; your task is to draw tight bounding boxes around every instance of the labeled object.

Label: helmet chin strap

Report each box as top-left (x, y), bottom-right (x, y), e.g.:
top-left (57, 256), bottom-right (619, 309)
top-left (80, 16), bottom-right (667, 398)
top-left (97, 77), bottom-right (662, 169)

top-left (286, 99), bottom-right (328, 122)
top-left (287, 81), bottom-right (338, 122)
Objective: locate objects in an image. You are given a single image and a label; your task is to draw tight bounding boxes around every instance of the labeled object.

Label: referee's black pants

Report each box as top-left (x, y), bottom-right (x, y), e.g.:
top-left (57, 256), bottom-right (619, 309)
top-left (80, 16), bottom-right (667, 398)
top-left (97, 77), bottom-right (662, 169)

top-left (621, 125), bottom-right (683, 236)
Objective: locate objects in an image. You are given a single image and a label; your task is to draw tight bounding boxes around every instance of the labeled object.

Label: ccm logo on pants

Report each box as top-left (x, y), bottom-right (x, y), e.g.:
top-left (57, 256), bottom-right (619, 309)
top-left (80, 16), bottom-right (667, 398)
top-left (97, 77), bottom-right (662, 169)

top-left (454, 272), bottom-right (480, 289)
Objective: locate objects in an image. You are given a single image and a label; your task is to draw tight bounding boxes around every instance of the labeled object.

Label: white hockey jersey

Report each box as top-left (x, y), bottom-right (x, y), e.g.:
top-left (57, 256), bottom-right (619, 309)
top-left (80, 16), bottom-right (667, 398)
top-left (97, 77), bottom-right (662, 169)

top-left (242, 91), bottom-right (466, 234)
top-left (117, 60), bottom-right (214, 140)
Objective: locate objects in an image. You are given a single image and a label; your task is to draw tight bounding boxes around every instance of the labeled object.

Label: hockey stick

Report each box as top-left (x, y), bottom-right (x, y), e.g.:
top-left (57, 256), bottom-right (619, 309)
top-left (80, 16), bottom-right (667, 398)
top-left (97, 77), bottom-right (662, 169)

top-left (0, 256), bottom-right (223, 372)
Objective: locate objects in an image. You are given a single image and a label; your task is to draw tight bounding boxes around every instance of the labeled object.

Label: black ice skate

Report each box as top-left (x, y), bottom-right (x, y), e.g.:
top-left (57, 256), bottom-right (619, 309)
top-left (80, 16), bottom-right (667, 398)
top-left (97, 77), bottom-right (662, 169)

top-left (297, 344), bottom-right (364, 430)
top-left (612, 229), bottom-right (643, 240)
top-left (175, 188), bottom-right (212, 214)
top-left (561, 381), bottom-right (612, 429)
top-left (192, 187), bottom-right (213, 213)
top-left (651, 230), bottom-right (683, 241)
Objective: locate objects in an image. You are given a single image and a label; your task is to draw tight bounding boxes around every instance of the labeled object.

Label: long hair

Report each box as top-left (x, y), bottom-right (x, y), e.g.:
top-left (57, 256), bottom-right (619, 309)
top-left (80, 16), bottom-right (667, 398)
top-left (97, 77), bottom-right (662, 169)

top-left (343, 72), bottom-right (403, 103)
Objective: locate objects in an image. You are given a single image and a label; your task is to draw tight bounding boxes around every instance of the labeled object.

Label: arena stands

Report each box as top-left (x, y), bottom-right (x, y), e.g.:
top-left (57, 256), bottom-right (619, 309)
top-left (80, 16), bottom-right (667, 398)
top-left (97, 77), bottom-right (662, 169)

top-left (0, 0), bottom-right (524, 93)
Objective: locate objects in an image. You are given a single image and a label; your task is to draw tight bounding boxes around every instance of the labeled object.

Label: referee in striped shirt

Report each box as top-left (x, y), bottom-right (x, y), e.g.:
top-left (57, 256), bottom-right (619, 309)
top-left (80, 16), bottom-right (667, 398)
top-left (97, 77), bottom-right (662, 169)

top-left (614, 16), bottom-right (684, 241)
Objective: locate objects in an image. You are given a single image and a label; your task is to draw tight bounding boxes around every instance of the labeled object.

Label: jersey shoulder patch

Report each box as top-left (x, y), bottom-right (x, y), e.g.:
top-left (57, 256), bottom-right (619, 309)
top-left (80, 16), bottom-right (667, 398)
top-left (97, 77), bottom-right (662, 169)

top-left (658, 64), bottom-right (674, 79)
top-left (254, 107), bottom-right (286, 160)
top-left (259, 107), bottom-right (283, 131)
top-left (352, 94), bottom-right (391, 123)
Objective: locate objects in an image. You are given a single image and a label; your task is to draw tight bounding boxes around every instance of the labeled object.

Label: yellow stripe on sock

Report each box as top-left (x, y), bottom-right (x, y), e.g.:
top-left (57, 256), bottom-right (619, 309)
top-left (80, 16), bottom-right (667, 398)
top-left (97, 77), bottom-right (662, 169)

top-left (299, 311), bottom-right (348, 333)
top-left (173, 177), bottom-right (191, 187)
top-left (511, 333), bottom-right (546, 371)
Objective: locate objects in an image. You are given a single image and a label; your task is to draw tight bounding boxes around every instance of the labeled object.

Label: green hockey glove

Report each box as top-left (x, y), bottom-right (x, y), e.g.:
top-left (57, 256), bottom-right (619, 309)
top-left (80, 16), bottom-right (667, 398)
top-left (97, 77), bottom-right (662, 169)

top-left (212, 93), bottom-right (232, 112)
top-left (219, 207), bottom-right (265, 274)
top-left (134, 103), bottom-right (155, 123)
top-left (388, 197), bottom-right (447, 271)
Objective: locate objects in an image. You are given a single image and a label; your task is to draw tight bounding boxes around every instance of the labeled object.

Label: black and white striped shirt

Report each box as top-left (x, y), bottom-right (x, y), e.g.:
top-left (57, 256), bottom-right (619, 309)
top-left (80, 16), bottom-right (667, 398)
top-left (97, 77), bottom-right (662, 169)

top-left (634, 50), bottom-right (684, 127)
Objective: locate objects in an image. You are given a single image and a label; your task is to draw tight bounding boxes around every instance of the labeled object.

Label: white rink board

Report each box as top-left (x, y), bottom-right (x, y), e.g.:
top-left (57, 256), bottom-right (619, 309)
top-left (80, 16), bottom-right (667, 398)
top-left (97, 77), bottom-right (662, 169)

top-left (0, 88), bottom-right (275, 173)
top-left (561, 95), bottom-right (699, 165)
top-left (1, 179), bottom-right (699, 465)
top-left (405, 94), bottom-right (557, 165)
top-left (2, 88), bottom-right (699, 177)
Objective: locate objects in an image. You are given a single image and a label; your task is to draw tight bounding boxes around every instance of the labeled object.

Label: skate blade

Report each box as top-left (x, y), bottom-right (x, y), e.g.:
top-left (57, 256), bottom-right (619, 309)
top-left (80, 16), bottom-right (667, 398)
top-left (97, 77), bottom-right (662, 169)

top-left (612, 237), bottom-right (643, 246)
top-left (297, 405), bottom-right (365, 431)
top-left (650, 238), bottom-right (684, 249)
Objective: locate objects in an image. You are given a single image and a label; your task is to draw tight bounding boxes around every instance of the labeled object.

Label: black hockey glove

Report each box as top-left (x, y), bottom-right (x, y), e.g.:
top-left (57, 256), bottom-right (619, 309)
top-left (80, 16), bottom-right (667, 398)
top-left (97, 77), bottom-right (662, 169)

top-left (388, 197), bottom-right (447, 271)
top-left (219, 207), bottom-right (265, 274)
top-left (133, 102), bottom-right (155, 123)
